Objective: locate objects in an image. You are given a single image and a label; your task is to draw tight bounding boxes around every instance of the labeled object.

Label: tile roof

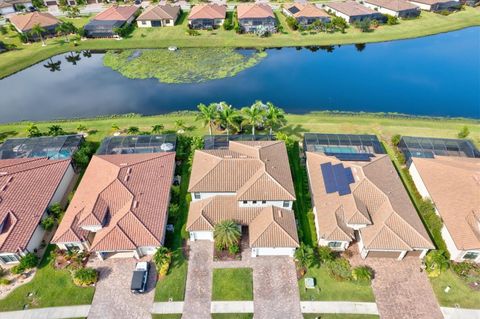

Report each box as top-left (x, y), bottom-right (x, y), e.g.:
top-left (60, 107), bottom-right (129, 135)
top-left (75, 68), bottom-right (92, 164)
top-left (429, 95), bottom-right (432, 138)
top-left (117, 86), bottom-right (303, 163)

top-left (137, 4), bottom-right (180, 21)
top-left (9, 12), bottom-right (59, 31)
top-left (364, 0), bottom-right (418, 11)
top-left (237, 3), bottom-right (274, 19)
top-left (411, 156), bottom-right (480, 250)
top-left (408, 0), bottom-right (453, 4)
top-left (94, 5), bottom-right (139, 21)
top-left (283, 3), bottom-right (330, 18)
top-left (188, 141), bottom-right (295, 201)
top-left (53, 153), bottom-right (175, 251)
top-left (188, 4), bottom-right (226, 20)
top-left (186, 196), bottom-right (299, 247)
top-left (325, 1), bottom-right (378, 16)
top-left (0, 158), bottom-right (71, 253)
top-left (307, 152), bottom-right (433, 251)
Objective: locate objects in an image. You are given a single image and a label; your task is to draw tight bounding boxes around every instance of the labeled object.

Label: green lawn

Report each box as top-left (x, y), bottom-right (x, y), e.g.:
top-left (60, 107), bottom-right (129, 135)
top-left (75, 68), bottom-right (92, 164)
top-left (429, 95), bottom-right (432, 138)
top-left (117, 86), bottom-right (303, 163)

top-left (299, 265), bottom-right (375, 302)
top-left (212, 268), bottom-right (254, 301)
top-left (0, 245), bottom-right (95, 311)
top-left (430, 270), bottom-right (480, 309)
top-left (211, 314), bottom-right (254, 319)
top-left (0, 7), bottom-right (478, 78)
top-left (303, 315), bottom-right (379, 319)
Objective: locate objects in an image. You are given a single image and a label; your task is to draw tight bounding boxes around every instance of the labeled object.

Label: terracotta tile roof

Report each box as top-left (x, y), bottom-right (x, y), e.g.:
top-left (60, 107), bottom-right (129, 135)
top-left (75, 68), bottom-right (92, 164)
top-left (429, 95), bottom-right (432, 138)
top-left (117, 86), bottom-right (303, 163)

top-left (283, 3), bottom-right (330, 18)
top-left (186, 196), bottom-right (299, 247)
top-left (408, 0), bottom-right (452, 5)
top-left (364, 0), bottom-right (418, 11)
top-left (9, 12), bottom-right (59, 32)
top-left (188, 141), bottom-right (295, 201)
top-left (94, 5), bottom-right (139, 21)
top-left (137, 4), bottom-right (180, 21)
top-left (0, 158), bottom-right (71, 253)
top-left (411, 156), bottom-right (480, 250)
top-left (53, 153), bottom-right (175, 251)
top-left (237, 3), bottom-right (274, 19)
top-left (188, 4), bottom-right (226, 20)
top-left (325, 1), bottom-right (378, 16)
top-left (307, 152), bottom-right (433, 251)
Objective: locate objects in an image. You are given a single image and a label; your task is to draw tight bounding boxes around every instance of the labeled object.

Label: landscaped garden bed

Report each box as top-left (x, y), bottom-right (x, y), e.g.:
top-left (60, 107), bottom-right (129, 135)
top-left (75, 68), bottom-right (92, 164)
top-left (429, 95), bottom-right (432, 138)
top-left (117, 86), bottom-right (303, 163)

top-left (212, 268), bottom-right (253, 301)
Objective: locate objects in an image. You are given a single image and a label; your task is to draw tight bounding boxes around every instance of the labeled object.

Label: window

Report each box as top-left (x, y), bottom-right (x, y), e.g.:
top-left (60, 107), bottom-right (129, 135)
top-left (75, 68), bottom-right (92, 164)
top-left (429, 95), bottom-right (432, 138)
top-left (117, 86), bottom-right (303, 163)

top-left (328, 241), bottom-right (342, 248)
top-left (243, 200), bottom-right (248, 204)
top-left (165, 19), bottom-right (170, 24)
top-left (194, 193), bottom-right (200, 199)
top-left (0, 254), bottom-right (18, 263)
top-left (262, 201), bottom-right (266, 204)
top-left (65, 243), bottom-right (79, 251)
top-left (252, 201), bottom-right (257, 204)
top-left (283, 201), bottom-right (289, 208)
top-left (463, 251), bottom-right (479, 260)
top-left (141, 21), bottom-right (147, 25)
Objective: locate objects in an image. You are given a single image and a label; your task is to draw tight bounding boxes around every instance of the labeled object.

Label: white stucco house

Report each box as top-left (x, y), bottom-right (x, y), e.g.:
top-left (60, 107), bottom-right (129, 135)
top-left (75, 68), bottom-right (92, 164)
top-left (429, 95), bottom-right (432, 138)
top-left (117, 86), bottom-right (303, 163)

top-left (136, 4), bottom-right (181, 28)
top-left (363, 0), bottom-right (420, 17)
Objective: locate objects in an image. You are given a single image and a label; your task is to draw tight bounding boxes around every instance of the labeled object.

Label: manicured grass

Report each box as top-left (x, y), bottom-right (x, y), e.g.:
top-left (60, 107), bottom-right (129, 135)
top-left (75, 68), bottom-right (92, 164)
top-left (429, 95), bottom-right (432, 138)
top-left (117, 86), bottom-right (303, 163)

top-left (0, 7), bottom-right (478, 78)
top-left (212, 268), bottom-right (254, 301)
top-left (303, 315), bottom-right (379, 319)
top-left (211, 314), bottom-right (253, 319)
top-left (299, 265), bottom-right (375, 302)
top-left (430, 269), bottom-right (480, 309)
top-left (0, 245), bottom-right (95, 311)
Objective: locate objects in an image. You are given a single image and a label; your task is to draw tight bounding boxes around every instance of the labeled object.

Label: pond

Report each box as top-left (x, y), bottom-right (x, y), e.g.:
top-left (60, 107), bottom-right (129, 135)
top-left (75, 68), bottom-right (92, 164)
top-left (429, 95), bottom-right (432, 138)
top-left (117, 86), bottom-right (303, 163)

top-left (0, 27), bottom-right (479, 123)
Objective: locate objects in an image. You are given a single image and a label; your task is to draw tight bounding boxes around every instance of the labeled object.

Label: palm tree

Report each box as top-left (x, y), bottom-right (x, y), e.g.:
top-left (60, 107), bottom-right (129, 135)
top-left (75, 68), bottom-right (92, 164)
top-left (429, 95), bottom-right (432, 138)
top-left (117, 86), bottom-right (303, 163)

top-left (196, 103), bottom-right (218, 135)
top-left (77, 124), bottom-right (87, 132)
top-left (294, 243), bottom-right (315, 270)
top-left (56, 22), bottom-right (75, 42)
top-left (65, 52), bottom-right (81, 65)
top-left (216, 103), bottom-right (239, 135)
top-left (241, 103), bottom-right (265, 135)
top-left (151, 124), bottom-right (164, 134)
top-left (174, 119), bottom-right (186, 131)
top-left (111, 124), bottom-right (120, 132)
top-left (127, 126), bottom-right (140, 135)
top-left (47, 125), bottom-right (65, 136)
top-left (43, 58), bottom-right (61, 72)
top-left (214, 220), bottom-right (241, 250)
top-left (352, 266), bottom-right (373, 282)
top-left (264, 102), bottom-right (287, 135)
top-left (153, 247), bottom-right (171, 269)
top-left (31, 23), bottom-right (46, 46)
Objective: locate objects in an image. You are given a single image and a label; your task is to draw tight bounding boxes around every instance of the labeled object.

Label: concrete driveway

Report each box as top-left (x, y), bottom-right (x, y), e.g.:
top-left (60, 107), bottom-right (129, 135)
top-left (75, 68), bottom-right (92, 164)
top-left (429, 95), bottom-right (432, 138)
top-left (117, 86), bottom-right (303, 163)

top-left (88, 258), bottom-right (156, 319)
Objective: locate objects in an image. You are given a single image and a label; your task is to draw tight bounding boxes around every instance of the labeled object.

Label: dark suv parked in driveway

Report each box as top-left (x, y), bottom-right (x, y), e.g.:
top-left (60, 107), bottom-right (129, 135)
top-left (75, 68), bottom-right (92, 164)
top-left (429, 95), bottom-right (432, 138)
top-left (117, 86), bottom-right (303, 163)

top-left (131, 261), bottom-right (150, 293)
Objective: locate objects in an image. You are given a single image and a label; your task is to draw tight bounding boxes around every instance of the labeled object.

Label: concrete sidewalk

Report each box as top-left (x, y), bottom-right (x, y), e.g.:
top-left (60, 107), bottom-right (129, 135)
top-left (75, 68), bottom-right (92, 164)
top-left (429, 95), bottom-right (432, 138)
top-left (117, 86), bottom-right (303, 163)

top-left (151, 302), bottom-right (184, 314)
top-left (211, 301), bottom-right (254, 313)
top-left (300, 301), bottom-right (379, 315)
top-left (441, 307), bottom-right (480, 319)
top-left (0, 305), bottom-right (90, 319)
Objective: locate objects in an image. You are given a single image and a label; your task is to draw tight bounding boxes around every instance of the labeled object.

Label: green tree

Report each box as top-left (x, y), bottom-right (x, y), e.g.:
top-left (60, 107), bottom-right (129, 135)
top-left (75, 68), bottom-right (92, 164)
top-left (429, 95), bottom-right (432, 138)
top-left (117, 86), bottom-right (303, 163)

top-left (355, 18), bottom-right (372, 33)
top-left (294, 243), bottom-right (316, 271)
top-left (285, 16), bottom-right (298, 30)
top-left (26, 123), bottom-right (42, 137)
top-left (196, 103), bottom-right (218, 135)
top-left (175, 119), bottom-right (186, 131)
top-left (391, 134), bottom-right (401, 146)
top-left (425, 250), bottom-right (450, 278)
top-left (264, 102), bottom-right (287, 135)
top-left (214, 220), bottom-right (241, 250)
top-left (332, 16), bottom-right (347, 33)
top-left (111, 123), bottom-right (120, 132)
top-left (153, 247), bottom-right (171, 269)
top-left (151, 124), bottom-right (164, 134)
top-left (386, 15), bottom-right (398, 25)
top-left (317, 246), bottom-right (335, 264)
top-left (72, 267), bottom-right (98, 286)
top-left (216, 103), bottom-right (239, 135)
top-left (242, 103), bottom-right (265, 135)
top-left (47, 125), bottom-right (65, 136)
top-left (77, 124), bottom-right (87, 132)
top-left (127, 126), bottom-right (140, 135)
top-left (32, 0), bottom-right (45, 7)
top-left (56, 22), bottom-right (77, 42)
top-left (457, 126), bottom-right (470, 138)
top-left (352, 266), bottom-right (373, 282)
top-left (31, 23), bottom-right (46, 46)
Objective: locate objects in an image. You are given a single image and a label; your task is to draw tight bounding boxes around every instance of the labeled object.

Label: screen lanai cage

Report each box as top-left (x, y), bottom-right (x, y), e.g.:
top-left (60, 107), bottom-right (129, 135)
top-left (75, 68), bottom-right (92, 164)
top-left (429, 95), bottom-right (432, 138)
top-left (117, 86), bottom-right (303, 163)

top-left (96, 134), bottom-right (177, 155)
top-left (303, 133), bottom-right (386, 156)
top-left (0, 135), bottom-right (84, 160)
top-left (398, 136), bottom-right (480, 161)
top-left (203, 134), bottom-right (275, 150)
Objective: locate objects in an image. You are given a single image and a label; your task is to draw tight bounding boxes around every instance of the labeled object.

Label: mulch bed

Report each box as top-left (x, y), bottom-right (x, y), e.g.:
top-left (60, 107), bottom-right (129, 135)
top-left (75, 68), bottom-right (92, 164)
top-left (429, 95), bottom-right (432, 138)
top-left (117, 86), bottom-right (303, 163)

top-left (213, 249), bottom-right (241, 261)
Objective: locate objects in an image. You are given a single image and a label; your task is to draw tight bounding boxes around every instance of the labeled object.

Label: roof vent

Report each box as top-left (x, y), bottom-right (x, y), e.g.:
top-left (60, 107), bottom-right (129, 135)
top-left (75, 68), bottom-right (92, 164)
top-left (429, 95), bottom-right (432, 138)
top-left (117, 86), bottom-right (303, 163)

top-left (124, 175), bottom-right (130, 182)
top-left (0, 172), bottom-right (7, 176)
top-left (224, 155), bottom-right (232, 158)
top-left (120, 163), bottom-right (128, 166)
top-left (1, 185), bottom-right (7, 192)
top-left (7, 176), bottom-right (13, 183)
top-left (278, 210), bottom-right (283, 218)
top-left (127, 167), bottom-right (132, 174)
top-left (239, 155), bottom-right (247, 158)
top-left (133, 201), bottom-right (139, 208)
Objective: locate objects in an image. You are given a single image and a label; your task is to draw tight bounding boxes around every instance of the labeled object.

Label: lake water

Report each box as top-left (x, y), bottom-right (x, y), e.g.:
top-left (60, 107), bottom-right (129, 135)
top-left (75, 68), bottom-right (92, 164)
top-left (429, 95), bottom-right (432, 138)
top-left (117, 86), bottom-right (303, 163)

top-left (0, 27), bottom-right (479, 123)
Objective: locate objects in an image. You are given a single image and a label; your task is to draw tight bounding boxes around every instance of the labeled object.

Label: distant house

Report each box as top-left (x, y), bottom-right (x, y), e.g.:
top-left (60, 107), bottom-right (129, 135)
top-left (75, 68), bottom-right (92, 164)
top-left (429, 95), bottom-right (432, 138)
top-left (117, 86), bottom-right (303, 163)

top-left (237, 4), bottom-right (276, 33)
top-left (137, 4), bottom-right (181, 28)
top-left (406, 0), bottom-right (460, 11)
top-left (188, 4), bottom-right (226, 29)
top-left (43, 0), bottom-right (84, 7)
top-left (0, 1), bottom-right (15, 15)
top-left (1, 0), bottom-right (33, 13)
top-left (0, 158), bottom-right (76, 265)
top-left (9, 11), bottom-right (59, 36)
top-left (324, 1), bottom-right (384, 23)
top-left (283, 3), bottom-right (330, 26)
top-left (363, 0), bottom-right (420, 17)
top-left (84, 5), bottom-right (139, 38)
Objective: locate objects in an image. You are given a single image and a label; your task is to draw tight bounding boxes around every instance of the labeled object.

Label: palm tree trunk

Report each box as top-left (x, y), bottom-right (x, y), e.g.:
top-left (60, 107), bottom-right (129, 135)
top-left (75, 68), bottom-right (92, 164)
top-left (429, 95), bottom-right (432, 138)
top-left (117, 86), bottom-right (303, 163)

top-left (269, 127), bottom-right (273, 135)
top-left (40, 34), bottom-right (45, 46)
top-left (209, 124), bottom-right (212, 135)
top-left (252, 125), bottom-right (255, 135)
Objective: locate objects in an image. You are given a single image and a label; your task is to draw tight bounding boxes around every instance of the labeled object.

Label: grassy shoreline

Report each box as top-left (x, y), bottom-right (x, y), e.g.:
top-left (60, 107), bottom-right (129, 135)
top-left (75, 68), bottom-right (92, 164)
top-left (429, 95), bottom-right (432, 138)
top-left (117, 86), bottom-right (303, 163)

top-left (0, 7), bottom-right (478, 79)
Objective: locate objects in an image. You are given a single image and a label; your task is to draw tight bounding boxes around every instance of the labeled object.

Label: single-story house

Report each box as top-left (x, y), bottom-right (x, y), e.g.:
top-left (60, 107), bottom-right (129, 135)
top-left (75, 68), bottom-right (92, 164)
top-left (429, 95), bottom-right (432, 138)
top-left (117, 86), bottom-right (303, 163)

top-left (283, 3), bottom-right (330, 26)
top-left (0, 1), bottom-right (15, 15)
top-left (9, 11), bottom-right (59, 35)
top-left (137, 4), bottom-right (181, 27)
top-left (237, 3), bottom-right (276, 33)
top-left (43, 0), bottom-right (87, 7)
top-left (188, 4), bottom-right (226, 29)
top-left (363, 0), bottom-right (420, 17)
top-left (305, 134), bottom-right (434, 260)
top-left (324, 1), bottom-right (384, 23)
top-left (0, 158), bottom-right (75, 265)
top-left (407, 0), bottom-right (460, 10)
top-left (187, 140), bottom-right (299, 257)
top-left (84, 5), bottom-right (139, 38)
top-left (53, 150), bottom-right (176, 260)
top-left (1, 0), bottom-right (33, 13)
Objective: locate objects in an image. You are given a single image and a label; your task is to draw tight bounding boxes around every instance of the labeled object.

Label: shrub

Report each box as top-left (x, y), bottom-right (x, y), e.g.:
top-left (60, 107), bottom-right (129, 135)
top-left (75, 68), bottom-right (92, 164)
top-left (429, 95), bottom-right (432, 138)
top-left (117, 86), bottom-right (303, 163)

top-left (72, 267), bottom-right (98, 286)
top-left (228, 243), bottom-right (240, 255)
top-left (391, 134), bottom-right (401, 146)
top-left (168, 203), bottom-right (180, 217)
top-left (0, 278), bottom-right (10, 285)
top-left (285, 16), bottom-right (298, 30)
top-left (41, 216), bottom-right (56, 231)
top-left (386, 15), bottom-right (398, 25)
top-left (352, 266), bottom-right (373, 283)
top-left (327, 257), bottom-right (352, 281)
top-left (451, 261), bottom-right (477, 278)
top-left (457, 126), bottom-right (470, 138)
top-left (48, 203), bottom-right (64, 219)
top-left (0, 26), bottom-right (7, 35)
top-left (186, 29), bottom-right (200, 36)
top-left (425, 250), bottom-right (449, 278)
top-left (20, 253), bottom-right (38, 269)
top-left (73, 141), bottom-right (97, 170)
top-left (159, 261), bottom-right (170, 277)
top-left (11, 265), bottom-right (25, 275)
top-left (355, 19), bottom-right (372, 32)
top-left (317, 246), bottom-right (335, 264)
top-left (153, 247), bottom-right (171, 270)
top-left (170, 185), bottom-right (181, 203)
top-left (223, 18), bottom-right (233, 30)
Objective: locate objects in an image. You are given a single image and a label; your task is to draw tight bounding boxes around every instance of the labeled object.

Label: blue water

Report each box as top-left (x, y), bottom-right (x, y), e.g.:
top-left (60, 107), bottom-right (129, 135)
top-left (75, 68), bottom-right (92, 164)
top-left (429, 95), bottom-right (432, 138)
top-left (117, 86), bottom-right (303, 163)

top-left (0, 27), bottom-right (479, 123)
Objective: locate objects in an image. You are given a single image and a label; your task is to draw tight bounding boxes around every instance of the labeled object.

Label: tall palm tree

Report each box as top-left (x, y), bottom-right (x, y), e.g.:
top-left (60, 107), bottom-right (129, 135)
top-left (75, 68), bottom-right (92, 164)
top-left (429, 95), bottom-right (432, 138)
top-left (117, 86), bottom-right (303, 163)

top-left (47, 125), bottom-right (65, 136)
top-left (294, 243), bottom-right (315, 270)
top-left (216, 103), bottom-right (239, 135)
top-left (214, 220), bottom-right (241, 250)
top-left (65, 52), bottom-right (81, 65)
top-left (151, 124), bottom-right (164, 134)
top-left (196, 103), bottom-right (218, 135)
top-left (241, 103), bottom-right (265, 135)
top-left (174, 119), bottom-right (186, 131)
top-left (56, 22), bottom-right (76, 43)
top-left (264, 102), bottom-right (287, 135)
top-left (31, 23), bottom-right (46, 46)
top-left (43, 58), bottom-right (61, 72)
top-left (127, 126), bottom-right (140, 135)
top-left (153, 247), bottom-right (171, 268)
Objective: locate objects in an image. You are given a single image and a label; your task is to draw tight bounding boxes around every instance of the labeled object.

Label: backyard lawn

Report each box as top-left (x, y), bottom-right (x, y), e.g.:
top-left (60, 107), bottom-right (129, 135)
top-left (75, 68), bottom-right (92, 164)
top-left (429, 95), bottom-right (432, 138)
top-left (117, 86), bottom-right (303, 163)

top-left (0, 245), bottom-right (95, 311)
top-left (212, 268), bottom-right (254, 301)
top-left (0, 7), bottom-right (478, 78)
top-left (430, 269), bottom-right (480, 309)
top-left (299, 265), bottom-right (375, 302)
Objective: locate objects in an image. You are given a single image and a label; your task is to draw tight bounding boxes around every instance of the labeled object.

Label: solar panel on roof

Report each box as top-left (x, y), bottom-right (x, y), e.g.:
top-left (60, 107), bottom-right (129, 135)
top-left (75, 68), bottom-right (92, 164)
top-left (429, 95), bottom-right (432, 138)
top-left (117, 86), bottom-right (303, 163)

top-left (320, 163), bottom-right (337, 193)
top-left (320, 162), bottom-right (354, 196)
top-left (289, 6), bottom-right (300, 14)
